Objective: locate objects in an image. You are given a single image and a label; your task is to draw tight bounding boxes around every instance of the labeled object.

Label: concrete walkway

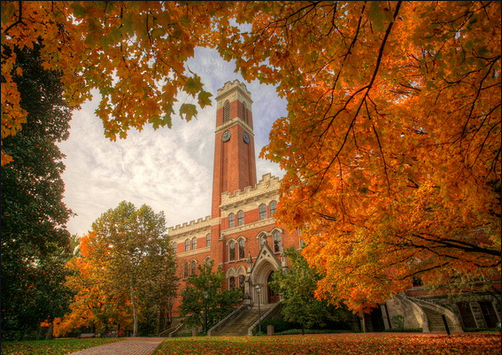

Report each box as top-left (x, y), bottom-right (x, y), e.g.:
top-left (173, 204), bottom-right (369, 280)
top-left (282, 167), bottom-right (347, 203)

top-left (69, 337), bottom-right (165, 355)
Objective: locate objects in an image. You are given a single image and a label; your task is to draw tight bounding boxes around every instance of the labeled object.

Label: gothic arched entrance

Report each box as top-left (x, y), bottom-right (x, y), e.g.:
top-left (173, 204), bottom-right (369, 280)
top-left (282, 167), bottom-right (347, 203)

top-left (249, 241), bottom-right (282, 305)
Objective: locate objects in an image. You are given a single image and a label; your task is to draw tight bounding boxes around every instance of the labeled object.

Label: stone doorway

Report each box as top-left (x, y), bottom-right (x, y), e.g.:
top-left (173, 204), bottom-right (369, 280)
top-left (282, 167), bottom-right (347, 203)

top-left (249, 241), bottom-right (282, 305)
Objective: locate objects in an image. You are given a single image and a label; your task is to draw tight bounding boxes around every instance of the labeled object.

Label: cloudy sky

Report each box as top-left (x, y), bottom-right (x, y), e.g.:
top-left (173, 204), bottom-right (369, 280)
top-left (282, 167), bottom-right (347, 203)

top-left (58, 47), bottom-right (287, 236)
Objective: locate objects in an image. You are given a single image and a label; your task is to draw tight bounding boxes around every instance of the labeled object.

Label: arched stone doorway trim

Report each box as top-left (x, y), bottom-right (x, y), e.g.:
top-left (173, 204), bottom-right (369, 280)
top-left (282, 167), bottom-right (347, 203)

top-left (249, 241), bottom-right (282, 304)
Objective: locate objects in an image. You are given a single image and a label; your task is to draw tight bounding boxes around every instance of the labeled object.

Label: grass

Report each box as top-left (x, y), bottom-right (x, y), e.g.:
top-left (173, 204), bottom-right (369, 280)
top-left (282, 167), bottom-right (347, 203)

top-left (1, 338), bottom-right (123, 355)
top-left (153, 333), bottom-right (502, 355)
top-left (1, 333), bottom-right (500, 355)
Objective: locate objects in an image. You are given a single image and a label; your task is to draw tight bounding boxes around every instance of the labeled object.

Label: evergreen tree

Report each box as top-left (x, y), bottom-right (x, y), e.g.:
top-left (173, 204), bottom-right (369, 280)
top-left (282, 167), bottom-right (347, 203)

top-left (1, 43), bottom-right (75, 339)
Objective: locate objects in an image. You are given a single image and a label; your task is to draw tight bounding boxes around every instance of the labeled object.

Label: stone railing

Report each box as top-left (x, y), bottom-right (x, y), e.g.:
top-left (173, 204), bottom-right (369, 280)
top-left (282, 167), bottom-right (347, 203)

top-left (207, 304), bottom-right (249, 336)
top-left (408, 295), bottom-right (455, 313)
top-left (405, 295), bottom-right (463, 332)
top-left (167, 322), bottom-right (186, 337)
top-left (247, 301), bottom-right (282, 336)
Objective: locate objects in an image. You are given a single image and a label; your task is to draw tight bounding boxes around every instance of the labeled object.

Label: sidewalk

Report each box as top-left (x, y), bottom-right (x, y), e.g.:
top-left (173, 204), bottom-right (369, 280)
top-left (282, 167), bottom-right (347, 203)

top-left (69, 337), bottom-right (165, 355)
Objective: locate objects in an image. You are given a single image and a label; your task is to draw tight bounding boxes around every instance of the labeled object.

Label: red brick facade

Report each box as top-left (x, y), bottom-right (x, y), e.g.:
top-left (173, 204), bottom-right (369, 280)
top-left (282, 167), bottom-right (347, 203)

top-left (168, 81), bottom-right (300, 316)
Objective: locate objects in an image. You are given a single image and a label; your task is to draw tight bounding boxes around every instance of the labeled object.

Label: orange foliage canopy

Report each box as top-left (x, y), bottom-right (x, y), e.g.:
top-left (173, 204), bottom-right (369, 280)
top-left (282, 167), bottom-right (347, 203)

top-left (234, 1), bottom-right (500, 312)
top-left (54, 232), bottom-right (132, 336)
top-left (1, 1), bottom-right (229, 164)
top-left (2, 1), bottom-right (500, 313)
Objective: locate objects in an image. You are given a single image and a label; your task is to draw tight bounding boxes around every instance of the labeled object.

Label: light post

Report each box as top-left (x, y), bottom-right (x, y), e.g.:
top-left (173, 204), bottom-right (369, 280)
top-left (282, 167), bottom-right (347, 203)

top-left (203, 291), bottom-right (208, 334)
top-left (255, 284), bottom-right (261, 334)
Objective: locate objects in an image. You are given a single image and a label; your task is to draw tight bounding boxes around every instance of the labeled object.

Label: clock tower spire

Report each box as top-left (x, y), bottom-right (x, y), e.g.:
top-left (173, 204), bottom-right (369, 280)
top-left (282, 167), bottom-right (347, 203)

top-left (211, 80), bottom-right (257, 219)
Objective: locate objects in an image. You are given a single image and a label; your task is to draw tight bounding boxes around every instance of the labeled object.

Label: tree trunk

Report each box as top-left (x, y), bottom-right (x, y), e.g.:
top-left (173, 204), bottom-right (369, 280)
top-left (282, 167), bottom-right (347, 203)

top-left (36, 325), bottom-right (44, 340)
top-left (156, 306), bottom-right (161, 336)
top-left (130, 284), bottom-right (138, 337)
top-left (45, 322), bottom-right (54, 339)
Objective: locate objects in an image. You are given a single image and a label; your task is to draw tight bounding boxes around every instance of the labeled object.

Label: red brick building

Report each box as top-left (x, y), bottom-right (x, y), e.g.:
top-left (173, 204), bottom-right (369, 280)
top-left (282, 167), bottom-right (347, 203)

top-left (168, 80), bottom-right (300, 316)
top-left (167, 80), bottom-right (500, 333)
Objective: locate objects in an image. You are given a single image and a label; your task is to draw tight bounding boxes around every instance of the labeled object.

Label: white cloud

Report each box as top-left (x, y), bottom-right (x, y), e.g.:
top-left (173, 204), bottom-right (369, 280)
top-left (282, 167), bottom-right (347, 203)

top-left (58, 47), bottom-right (287, 236)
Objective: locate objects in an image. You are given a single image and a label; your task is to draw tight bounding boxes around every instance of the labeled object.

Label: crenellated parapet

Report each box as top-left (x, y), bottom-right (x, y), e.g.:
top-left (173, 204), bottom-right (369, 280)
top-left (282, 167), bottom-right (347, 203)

top-left (168, 215), bottom-right (216, 238)
top-left (220, 173), bottom-right (280, 211)
top-left (215, 80), bottom-right (253, 106)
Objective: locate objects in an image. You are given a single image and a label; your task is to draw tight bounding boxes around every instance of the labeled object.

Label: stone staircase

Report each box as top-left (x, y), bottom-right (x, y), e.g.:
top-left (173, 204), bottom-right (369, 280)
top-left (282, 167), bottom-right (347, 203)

top-left (407, 296), bottom-right (463, 333)
top-left (421, 307), bottom-right (458, 332)
top-left (210, 303), bottom-right (276, 336)
top-left (158, 317), bottom-right (185, 337)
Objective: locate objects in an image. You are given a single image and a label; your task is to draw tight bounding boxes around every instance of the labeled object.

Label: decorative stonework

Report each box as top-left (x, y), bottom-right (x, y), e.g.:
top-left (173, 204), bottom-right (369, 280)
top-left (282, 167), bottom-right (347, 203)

top-left (221, 173), bottom-right (280, 212)
top-left (214, 117), bottom-right (254, 135)
top-left (169, 216), bottom-right (214, 234)
top-left (215, 80), bottom-right (253, 107)
top-left (177, 246), bottom-right (211, 258)
top-left (221, 218), bottom-right (276, 238)
top-left (168, 216), bottom-right (217, 246)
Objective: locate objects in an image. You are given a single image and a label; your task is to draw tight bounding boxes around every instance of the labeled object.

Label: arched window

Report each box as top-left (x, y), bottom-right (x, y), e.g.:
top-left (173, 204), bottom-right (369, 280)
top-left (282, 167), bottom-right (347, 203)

top-left (242, 102), bottom-right (247, 123)
top-left (223, 101), bottom-right (230, 122)
top-left (229, 276), bottom-right (236, 289)
top-left (273, 230), bottom-right (282, 253)
top-left (184, 239), bottom-right (190, 251)
top-left (237, 210), bottom-right (244, 226)
top-left (206, 234), bottom-right (211, 247)
top-left (191, 260), bottom-right (197, 275)
top-left (258, 204), bottom-right (267, 220)
top-left (172, 242), bottom-right (177, 253)
top-left (239, 275), bottom-right (245, 290)
top-left (192, 237), bottom-right (197, 250)
top-left (228, 213), bottom-right (235, 228)
top-left (229, 241), bottom-right (235, 261)
top-left (259, 233), bottom-right (267, 246)
top-left (270, 200), bottom-right (277, 217)
top-left (238, 239), bottom-right (245, 259)
top-left (204, 257), bottom-right (211, 266)
top-left (183, 262), bottom-right (189, 278)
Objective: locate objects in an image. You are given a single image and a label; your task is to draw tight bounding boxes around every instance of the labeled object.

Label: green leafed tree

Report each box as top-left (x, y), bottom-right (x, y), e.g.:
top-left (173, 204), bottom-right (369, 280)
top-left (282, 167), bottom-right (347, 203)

top-left (89, 201), bottom-right (178, 336)
top-left (179, 261), bottom-right (242, 333)
top-left (0, 43), bottom-right (75, 339)
top-left (270, 247), bottom-right (352, 334)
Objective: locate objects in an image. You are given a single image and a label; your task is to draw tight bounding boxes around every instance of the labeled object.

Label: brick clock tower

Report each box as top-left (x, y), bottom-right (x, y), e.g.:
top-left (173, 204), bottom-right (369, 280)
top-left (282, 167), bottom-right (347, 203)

top-left (169, 79), bottom-right (296, 320)
top-left (210, 80), bottom-right (257, 262)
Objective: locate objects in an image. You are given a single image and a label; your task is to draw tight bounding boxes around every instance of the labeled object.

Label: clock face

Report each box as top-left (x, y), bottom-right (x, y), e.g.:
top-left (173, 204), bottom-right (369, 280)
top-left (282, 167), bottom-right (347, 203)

top-left (222, 130), bottom-right (231, 142)
top-left (243, 131), bottom-right (250, 144)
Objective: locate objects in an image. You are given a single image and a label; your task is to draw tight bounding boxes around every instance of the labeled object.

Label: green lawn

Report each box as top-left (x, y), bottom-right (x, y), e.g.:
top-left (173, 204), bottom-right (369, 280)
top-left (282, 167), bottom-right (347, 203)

top-left (1, 338), bottom-right (123, 355)
top-left (2, 333), bottom-right (500, 355)
top-left (153, 333), bottom-right (502, 355)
